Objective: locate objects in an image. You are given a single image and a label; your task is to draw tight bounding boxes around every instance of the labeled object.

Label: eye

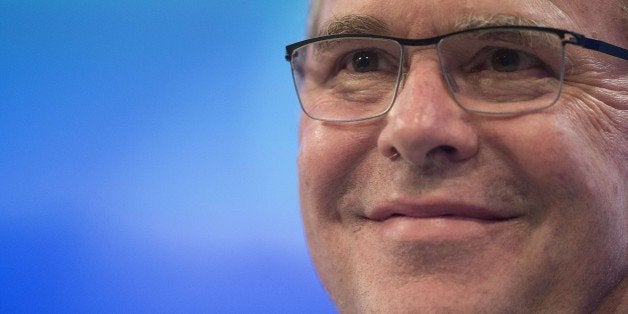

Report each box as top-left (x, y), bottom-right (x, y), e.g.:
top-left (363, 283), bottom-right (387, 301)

top-left (491, 49), bottom-right (520, 72)
top-left (350, 50), bottom-right (380, 73)
top-left (489, 48), bottom-right (542, 72)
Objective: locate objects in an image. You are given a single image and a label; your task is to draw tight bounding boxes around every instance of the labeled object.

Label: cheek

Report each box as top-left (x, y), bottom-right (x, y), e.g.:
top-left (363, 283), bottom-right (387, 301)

top-left (298, 120), bottom-right (381, 205)
top-left (486, 112), bottom-right (606, 196)
top-left (484, 109), bottom-right (626, 240)
top-left (298, 124), bottom-right (346, 199)
top-left (297, 119), bottom-right (382, 304)
top-left (484, 111), bottom-right (627, 290)
top-left (560, 89), bottom-right (628, 175)
top-left (479, 110), bottom-right (626, 250)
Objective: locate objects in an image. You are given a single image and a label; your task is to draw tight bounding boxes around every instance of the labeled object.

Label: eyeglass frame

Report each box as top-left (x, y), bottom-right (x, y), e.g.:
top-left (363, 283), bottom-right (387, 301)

top-left (285, 25), bottom-right (628, 122)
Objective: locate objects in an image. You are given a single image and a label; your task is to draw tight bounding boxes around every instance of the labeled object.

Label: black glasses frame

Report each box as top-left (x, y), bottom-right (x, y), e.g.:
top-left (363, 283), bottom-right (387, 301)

top-left (286, 25), bottom-right (627, 121)
top-left (286, 25), bottom-right (628, 61)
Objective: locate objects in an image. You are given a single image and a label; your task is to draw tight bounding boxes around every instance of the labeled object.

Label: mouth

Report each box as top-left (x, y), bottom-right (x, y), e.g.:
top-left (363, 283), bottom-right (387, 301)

top-left (363, 201), bottom-right (521, 242)
top-left (368, 202), bottom-right (517, 221)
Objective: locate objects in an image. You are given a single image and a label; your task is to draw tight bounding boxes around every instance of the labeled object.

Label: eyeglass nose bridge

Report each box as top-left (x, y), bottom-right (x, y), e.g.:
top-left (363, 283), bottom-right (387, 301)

top-left (370, 41), bottom-right (463, 121)
top-left (394, 44), bottom-right (458, 101)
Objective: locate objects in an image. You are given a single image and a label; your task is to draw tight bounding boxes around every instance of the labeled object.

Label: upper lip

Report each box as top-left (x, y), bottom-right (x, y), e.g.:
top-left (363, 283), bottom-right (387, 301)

top-left (366, 200), bottom-right (519, 222)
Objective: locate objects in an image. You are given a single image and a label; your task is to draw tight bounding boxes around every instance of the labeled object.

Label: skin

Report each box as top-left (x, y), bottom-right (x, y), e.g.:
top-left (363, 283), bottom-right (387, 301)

top-left (297, 0), bottom-right (628, 312)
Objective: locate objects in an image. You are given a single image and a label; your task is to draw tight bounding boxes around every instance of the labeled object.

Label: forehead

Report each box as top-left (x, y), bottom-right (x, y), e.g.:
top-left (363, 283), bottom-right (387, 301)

top-left (314, 0), bottom-right (622, 42)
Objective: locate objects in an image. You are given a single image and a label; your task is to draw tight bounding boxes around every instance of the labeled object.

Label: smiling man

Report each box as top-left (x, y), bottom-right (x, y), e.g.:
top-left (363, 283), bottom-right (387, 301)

top-left (286, 0), bottom-right (627, 312)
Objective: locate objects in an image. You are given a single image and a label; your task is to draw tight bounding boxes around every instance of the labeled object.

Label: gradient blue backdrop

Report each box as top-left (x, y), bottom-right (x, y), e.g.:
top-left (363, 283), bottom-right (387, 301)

top-left (1, 1), bottom-right (336, 312)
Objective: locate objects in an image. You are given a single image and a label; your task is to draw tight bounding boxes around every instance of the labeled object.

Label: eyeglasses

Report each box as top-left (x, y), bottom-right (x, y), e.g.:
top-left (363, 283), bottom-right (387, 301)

top-left (285, 26), bottom-right (628, 122)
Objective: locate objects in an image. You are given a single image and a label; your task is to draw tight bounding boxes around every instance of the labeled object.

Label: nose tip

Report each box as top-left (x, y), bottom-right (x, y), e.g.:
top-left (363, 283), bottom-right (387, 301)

top-left (378, 114), bottom-right (478, 166)
top-left (377, 61), bottom-right (479, 166)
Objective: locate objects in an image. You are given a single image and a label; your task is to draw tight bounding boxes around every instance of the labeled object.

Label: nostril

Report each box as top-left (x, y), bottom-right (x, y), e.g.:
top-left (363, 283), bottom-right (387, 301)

top-left (383, 148), bottom-right (401, 160)
top-left (424, 145), bottom-right (460, 163)
top-left (440, 145), bottom-right (457, 154)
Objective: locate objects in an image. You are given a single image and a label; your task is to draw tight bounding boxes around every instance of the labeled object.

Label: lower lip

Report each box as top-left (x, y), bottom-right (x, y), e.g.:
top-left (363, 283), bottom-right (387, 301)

top-left (377, 215), bottom-right (514, 242)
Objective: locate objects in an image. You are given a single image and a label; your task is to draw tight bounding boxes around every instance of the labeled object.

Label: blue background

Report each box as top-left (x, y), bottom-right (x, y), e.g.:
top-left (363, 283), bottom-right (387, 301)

top-left (1, 1), bottom-right (336, 312)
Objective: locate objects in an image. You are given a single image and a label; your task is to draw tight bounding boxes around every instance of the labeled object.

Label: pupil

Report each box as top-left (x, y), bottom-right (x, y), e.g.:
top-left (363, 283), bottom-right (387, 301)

top-left (491, 49), bottom-right (520, 72)
top-left (352, 51), bottom-right (378, 72)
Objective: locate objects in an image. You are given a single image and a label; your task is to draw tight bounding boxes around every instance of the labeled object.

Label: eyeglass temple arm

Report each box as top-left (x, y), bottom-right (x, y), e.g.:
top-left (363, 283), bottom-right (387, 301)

top-left (571, 35), bottom-right (628, 60)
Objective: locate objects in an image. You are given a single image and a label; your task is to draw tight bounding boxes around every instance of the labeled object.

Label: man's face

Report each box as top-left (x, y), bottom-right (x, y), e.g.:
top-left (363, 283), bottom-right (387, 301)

top-left (297, 0), bottom-right (627, 312)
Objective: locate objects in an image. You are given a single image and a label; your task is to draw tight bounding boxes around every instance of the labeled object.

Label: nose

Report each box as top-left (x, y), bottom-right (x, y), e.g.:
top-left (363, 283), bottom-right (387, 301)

top-left (377, 57), bottom-right (479, 166)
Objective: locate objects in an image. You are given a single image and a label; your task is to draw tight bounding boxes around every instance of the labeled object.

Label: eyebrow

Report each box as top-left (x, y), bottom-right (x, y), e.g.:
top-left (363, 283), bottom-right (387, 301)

top-left (318, 14), bottom-right (389, 36)
top-left (453, 15), bottom-right (541, 31)
top-left (318, 14), bottom-right (542, 37)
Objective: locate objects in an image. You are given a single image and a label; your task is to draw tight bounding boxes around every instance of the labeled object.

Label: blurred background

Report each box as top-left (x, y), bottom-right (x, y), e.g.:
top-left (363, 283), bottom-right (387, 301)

top-left (1, 1), bottom-right (336, 312)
